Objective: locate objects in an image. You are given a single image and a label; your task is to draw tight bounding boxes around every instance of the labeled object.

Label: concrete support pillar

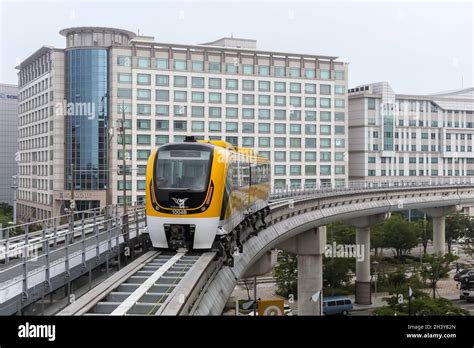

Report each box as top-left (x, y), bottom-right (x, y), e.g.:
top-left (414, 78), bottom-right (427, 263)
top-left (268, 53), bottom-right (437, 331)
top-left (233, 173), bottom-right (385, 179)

top-left (432, 216), bottom-right (445, 254)
top-left (278, 226), bottom-right (326, 316)
top-left (355, 226), bottom-right (371, 304)
top-left (347, 213), bottom-right (388, 305)
top-left (242, 250), bottom-right (278, 278)
top-left (421, 206), bottom-right (460, 255)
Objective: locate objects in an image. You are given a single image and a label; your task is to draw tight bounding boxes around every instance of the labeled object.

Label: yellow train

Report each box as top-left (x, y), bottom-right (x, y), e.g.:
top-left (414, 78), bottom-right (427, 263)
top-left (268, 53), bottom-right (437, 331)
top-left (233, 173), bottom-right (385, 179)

top-left (146, 136), bottom-right (271, 258)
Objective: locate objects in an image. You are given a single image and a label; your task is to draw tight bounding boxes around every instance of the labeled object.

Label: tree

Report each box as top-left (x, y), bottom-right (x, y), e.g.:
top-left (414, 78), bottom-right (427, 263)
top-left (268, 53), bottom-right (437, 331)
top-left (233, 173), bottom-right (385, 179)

top-left (412, 218), bottom-right (433, 254)
top-left (323, 257), bottom-right (353, 295)
top-left (370, 223), bottom-right (385, 256)
top-left (374, 293), bottom-right (469, 316)
top-left (446, 214), bottom-right (472, 254)
top-left (420, 253), bottom-right (458, 298)
top-left (274, 251), bottom-right (297, 299)
top-left (327, 221), bottom-right (355, 245)
top-left (380, 215), bottom-right (419, 257)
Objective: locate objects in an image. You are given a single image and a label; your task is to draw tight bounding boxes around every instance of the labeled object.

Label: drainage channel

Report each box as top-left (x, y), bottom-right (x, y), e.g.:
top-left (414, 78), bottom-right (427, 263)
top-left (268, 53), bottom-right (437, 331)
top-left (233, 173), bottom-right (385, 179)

top-left (84, 252), bottom-right (201, 315)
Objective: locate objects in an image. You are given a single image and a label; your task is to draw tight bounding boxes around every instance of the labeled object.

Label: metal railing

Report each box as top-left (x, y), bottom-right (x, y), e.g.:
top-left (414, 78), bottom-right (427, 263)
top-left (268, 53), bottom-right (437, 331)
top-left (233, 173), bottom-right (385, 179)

top-left (0, 204), bottom-right (145, 266)
top-left (270, 177), bottom-right (474, 200)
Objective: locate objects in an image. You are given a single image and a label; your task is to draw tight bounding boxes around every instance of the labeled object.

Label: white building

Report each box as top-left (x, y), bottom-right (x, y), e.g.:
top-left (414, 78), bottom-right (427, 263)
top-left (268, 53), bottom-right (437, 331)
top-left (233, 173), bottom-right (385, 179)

top-left (348, 81), bottom-right (474, 215)
top-left (16, 27), bottom-right (349, 222)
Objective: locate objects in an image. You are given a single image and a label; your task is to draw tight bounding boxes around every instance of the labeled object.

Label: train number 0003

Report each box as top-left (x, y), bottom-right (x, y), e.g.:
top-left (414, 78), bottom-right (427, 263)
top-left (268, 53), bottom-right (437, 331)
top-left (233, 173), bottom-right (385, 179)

top-left (172, 210), bottom-right (187, 215)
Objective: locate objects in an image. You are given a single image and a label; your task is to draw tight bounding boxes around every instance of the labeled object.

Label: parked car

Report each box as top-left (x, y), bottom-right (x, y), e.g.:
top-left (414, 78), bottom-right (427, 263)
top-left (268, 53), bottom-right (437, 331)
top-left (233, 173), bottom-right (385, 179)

top-left (454, 269), bottom-right (474, 282)
top-left (323, 296), bottom-right (353, 316)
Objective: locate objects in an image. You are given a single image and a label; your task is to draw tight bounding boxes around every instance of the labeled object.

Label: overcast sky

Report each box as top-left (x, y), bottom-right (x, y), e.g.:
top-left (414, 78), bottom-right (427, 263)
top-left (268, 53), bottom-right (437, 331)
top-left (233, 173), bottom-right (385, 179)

top-left (0, 0), bottom-right (472, 94)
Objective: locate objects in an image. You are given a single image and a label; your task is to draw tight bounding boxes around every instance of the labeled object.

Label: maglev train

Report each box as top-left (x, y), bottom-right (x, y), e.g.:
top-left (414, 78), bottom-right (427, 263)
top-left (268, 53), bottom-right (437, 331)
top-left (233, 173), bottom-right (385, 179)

top-left (146, 136), bottom-right (271, 251)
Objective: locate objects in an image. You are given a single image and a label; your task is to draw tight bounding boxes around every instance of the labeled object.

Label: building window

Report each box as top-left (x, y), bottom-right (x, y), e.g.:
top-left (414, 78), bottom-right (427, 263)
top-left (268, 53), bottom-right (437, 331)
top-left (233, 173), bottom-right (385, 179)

top-left (137, 134), bottom-right (151, 145)
top-left (156, 120), bottom-right (169, 130)
top-left (290, 68), bottom-right (300, 77)
top-left (274, 95), bottom-right (286, 106)
top-left (320, 69), bottom-right (330, 79)
top-left (305, 84), bottom-right (316, 94)
top-left (226, 79), bottom-right (238, 90)
top-left (274, 82), bottom-right (286, 93)
top-left (259, 137), bottom-right (270, 147)
top-left (259, 66), bottom-right (270, 75)
top-left (174, 91), bottom-right (187, 102)
top-left (226, 108), bottom-right (238, 118)
top-left (156, 105), bottom-right (169, 116)
top-left (275, 137), bottom-right (286, 147)
top-left (209, 121), bottom-right (221, 132)
top-left (117, 56), bottom-right (131, 66)
top-left (305, 69), bottom-right (316, 78)
top-left (242, 108), bottom-right (254, 119)
top-left (305, 152), bottom-right (317, 162)
top-left (274, 165), bottom-right (286, 175)
top-left (290, 83), bottom-right (301, 93)
top-left (320, 85), bottom-right (331, 95)
top-left (243, 65), bottom-right (254, 75)
top-left (274, 66), bottom-right (285, 77)
top-left (226, 63), bottom-right (238, 74)
top-left (274, 123), bottom-right (286, 134)
top-left (259, 109), bottom-right (270, 119)
top-left (305, 111), bottom-right (316, 121)
top-left (335, 99), bottom-right (345, 108)
top-left (137, 74), bottom-right (151, 85)
top-left (243, 94), bottom-right (255, 105)
top-left (209, 62), bottom-right (221, 72)
top-left (137, 150), bottom-right (150, 160)
top-left (368, 98), bottom-right (376, 110)
top-left (320, 165), bottom-right (331, 175)
top-left (174, 120), bottom-right (187, 131)
top-left (156, 135), bottom-right (169, 145)
top-left (335, 85), bottom-right (345, 94)
top-left (192, 92), bottom-right (205, 103)
top-left (209, 78), bottom-right (222, 89)
top-left (118, 73), bottom-right (132, 83)
top-left (156, 90), bottom-right (169, 101)
top-left (275, 151), bottom-right (286, 161)
top-left (335, 71), bottom-right (345, 80)
top-left (290, 165), bottom-right (301, 175)
top-left (191, 121), bottom-right (204, 132)
top-left (137, 57), bottom-right (150, 68)
top-left (117, 88), bottom-right (132, 98)
top-left (174, 59), bottom-right (187, 70)
top-left (305, 138), bottom-right (317, 148)
top-left (192, 106), bottom-right (205, 118)
top-left (243, 80), bottom-right (255, 91)
top-left (192, 77), bottom-right (204, 88)
top-left (258, 123), bottom-right (270, 133)
top-left (174, 105), bottom-right (187, 116)
top-left (137, 119), bottom-right (151, 130)
top-left (242, 137), bottom-right (254, 147)
top-left (242, 122), bottom-right (255, 133)
top-left (174, 76), bottom-right (187, 87)
top-left (259, 80), bottom-right (270, 91)
top-left (137, 89), bottom-right (151, 100)
top-left (156, 75), bottom-right (169, 86)
top-left (209, 107), bottom-right (222, 118)
top-left (156, 58), bottom-right (168, 69)
top-left (201, 92), bottom-right (218, 104)
top-left (192, 61), bottom-right (204, 71)
top-left (320, 98), bottom-right (331, 108)
top-left (226, 122), bottom-right (238, 132)
top-left (137, 104), bottom-right (151, 115)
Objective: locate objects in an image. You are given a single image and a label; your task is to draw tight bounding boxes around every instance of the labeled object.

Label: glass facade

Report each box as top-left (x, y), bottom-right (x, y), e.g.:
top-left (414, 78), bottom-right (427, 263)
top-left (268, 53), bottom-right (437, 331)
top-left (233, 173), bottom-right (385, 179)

top-left (66, 49), bottom-right (108, 190)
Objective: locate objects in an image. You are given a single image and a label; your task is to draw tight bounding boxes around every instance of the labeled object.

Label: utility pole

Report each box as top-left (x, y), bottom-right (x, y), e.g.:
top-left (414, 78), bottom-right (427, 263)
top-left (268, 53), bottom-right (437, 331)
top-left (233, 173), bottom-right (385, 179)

top-left (121, 101), bottom-right (127, 215)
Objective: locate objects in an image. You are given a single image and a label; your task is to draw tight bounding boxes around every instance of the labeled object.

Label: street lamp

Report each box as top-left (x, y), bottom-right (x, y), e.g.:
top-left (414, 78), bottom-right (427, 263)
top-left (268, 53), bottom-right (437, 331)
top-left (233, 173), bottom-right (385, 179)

top-left (372, 261), bottom-right (379, 299)
top-left (118, 101), bottom-right (128, 215)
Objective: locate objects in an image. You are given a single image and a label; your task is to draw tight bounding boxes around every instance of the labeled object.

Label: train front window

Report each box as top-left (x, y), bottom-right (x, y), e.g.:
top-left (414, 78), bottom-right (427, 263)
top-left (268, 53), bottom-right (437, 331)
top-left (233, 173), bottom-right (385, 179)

top-left (156, 149), bottom-right (211, 191)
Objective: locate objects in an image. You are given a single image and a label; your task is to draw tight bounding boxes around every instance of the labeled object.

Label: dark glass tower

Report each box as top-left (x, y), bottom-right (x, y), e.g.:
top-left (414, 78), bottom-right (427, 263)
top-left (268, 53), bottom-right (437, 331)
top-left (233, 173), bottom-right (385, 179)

top-left (65, 48), bottom-right (108, 190)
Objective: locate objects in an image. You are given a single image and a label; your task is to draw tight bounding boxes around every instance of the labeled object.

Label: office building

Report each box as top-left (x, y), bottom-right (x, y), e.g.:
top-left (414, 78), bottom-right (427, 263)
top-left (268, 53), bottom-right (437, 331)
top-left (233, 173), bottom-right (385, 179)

top-left (16, 27), bottom-right (349, 221)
